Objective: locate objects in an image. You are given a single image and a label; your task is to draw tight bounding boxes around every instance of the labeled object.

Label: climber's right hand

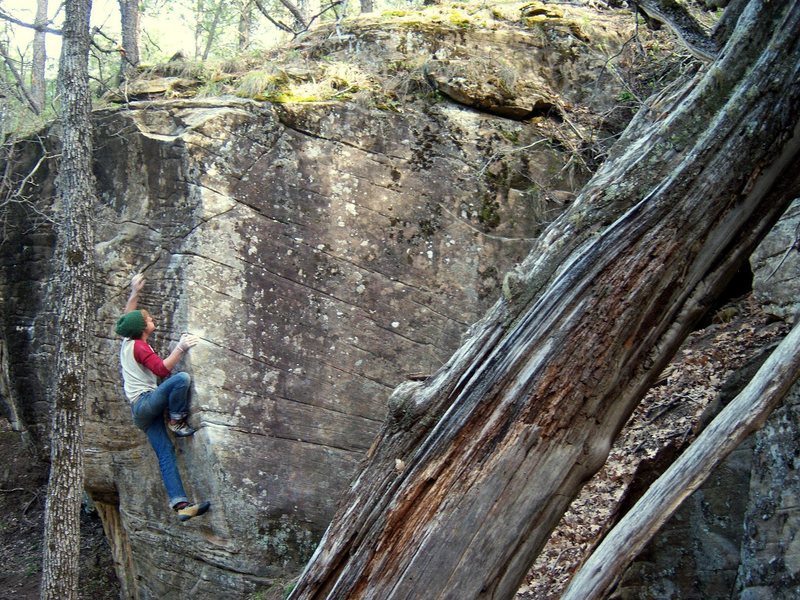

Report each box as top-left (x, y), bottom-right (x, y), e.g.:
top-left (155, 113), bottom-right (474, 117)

top-left (130, 273), bottom-right (145, 294)
top-left (178, 334), bottom-right (199, 352)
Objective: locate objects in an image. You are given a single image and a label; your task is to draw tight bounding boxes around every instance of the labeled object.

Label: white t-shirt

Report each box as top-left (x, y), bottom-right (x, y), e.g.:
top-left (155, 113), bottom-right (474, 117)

top-left (119, 338), bottom-right (159, 402)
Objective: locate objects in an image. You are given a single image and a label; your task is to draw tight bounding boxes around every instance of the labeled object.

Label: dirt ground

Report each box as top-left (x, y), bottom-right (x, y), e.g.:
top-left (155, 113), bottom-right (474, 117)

top-left (0, 419), bottom-right (119, 600)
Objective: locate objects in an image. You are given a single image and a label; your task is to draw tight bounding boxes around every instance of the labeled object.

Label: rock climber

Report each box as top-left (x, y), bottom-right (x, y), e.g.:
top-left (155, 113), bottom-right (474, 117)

top-left (115, 273), bottom-right (210, 522)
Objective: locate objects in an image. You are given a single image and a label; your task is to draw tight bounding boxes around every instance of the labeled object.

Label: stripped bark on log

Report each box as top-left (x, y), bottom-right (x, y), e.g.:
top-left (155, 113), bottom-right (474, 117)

top-left (290, 2), bottom-right (800, 598)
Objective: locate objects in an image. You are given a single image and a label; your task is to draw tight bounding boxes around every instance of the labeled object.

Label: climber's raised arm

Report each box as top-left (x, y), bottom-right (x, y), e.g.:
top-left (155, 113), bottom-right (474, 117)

top-left (125, 273), bottom-right (145, 313)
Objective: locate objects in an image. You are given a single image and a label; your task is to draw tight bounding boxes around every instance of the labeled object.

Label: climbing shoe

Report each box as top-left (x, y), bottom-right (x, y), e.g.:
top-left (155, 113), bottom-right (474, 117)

top-left (168, 418), bottom-right (196, 437)
top-left (176, 501), bottom-right (211, 522)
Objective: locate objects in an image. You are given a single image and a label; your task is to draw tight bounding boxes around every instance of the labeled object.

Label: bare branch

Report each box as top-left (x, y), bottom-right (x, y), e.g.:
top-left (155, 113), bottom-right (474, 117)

top-left (0, 137), bottom-right (58, 245)
top-left (277, 0), bottom-right (308, 30)
top-left (253, 0), bottom-right (342, 37)
top-left (304, 1), bottom-right (343, 32)
top-left (91, 25), bottom-right (119, 48)
top-left (253, 0), bottom-right (296, 34)
top-left (0, 7), bottom-right (62, 35)
top-left (632, 0), bottom-right (718, 62)
top-left (90, 26), bottom-right (132, 64)
top-left (0, 43), bottom-right (41, 114)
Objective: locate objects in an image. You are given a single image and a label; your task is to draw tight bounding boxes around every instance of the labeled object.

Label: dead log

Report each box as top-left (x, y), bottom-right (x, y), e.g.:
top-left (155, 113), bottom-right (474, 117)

top-left (563, 319), bottom-right (800, 599)
top-left (289, 2), bottom-right (800, 598)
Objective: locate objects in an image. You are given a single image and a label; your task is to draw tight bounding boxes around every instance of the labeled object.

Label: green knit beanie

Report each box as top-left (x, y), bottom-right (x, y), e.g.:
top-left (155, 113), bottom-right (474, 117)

top-left (115, 310), bottom-right (145, 338)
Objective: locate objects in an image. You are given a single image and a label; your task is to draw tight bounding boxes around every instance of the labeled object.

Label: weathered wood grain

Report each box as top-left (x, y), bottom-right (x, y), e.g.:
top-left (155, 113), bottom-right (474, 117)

top-left (290, 2), bottom-right (800, 598)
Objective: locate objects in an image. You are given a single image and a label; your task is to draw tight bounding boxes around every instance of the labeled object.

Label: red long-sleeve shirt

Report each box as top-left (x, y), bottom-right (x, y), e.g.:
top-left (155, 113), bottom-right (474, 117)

top-left (120, 338), bottom-right (171, 402)
top-left (132, 339), bottom-right (171, 378)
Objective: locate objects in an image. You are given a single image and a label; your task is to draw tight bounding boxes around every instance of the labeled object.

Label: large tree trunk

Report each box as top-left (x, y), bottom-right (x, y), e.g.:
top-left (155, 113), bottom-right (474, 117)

top-left (289, 2), bottom-right (800, 598)
top-left (31, 0), bottom-right (48, 114)
top-left (40, 0), bottom-right (97, 598)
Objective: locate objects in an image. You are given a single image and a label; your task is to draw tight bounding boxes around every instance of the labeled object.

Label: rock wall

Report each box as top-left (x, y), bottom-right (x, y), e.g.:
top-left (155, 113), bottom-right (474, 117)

top-left (751, 198), bottom-right (800, 324)
top-left (0, 4), bottom-right (652, 596)
top-left (735, 382), bottom-right (800, 597)
top-left (10, 96), bottom-right (546, 598)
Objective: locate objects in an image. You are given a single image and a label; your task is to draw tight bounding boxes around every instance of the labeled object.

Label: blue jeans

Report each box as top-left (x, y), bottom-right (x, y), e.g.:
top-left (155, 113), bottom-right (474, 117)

top-left (131, 372), bottom-right (191, 508)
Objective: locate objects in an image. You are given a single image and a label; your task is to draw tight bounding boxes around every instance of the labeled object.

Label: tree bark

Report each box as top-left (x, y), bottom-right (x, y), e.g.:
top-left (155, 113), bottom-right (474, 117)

top-left (117, 0), bottom-right (140, 81)
top-left (40, 0), bottom-right (97, 598)
top-left (711, 0), bottom-right (748, 47)
top-left (279, 0), bottom-right (308, 31)
top-left (238, 0), bottom-right (253, 52)
top-left (563, 320), bottom-right (800, 599)
top-left (31, 0), bottom-right (48, 114)
top-left (288, 2), bottom-right (800, 598)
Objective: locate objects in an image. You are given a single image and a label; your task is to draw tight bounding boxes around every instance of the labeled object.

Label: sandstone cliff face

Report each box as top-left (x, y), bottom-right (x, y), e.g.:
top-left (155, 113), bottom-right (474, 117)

top-left (0, 4), bottom-right (648, 597)
top-left (751, 199), bottom-right (800, 325)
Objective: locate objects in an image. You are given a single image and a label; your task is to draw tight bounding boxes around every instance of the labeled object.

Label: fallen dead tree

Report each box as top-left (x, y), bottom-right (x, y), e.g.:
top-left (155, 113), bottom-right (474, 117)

top-left (289, 1), bottom-right (800, 598)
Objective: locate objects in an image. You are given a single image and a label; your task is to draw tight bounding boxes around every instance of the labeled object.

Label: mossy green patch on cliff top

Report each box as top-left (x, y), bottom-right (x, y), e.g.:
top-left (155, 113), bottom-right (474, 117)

top-left (108, 1), bottom-right (634, 109)
top-left (374, 2), bottom-right (492, 32)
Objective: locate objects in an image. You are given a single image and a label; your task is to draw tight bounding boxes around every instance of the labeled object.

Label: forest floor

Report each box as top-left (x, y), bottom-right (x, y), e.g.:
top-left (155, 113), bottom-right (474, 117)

top-left (0, 419), bottom-right (119, 600)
